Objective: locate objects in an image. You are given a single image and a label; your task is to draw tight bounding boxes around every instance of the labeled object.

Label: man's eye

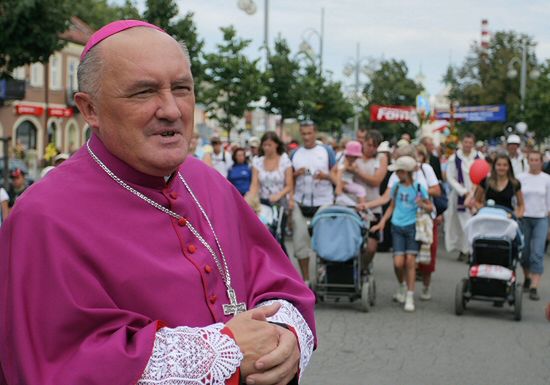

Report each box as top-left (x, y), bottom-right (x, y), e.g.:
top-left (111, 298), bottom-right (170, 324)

top-left (173, 85), bottom-right (192, 93)
top-left (133, 89), bottom-right (154, 97)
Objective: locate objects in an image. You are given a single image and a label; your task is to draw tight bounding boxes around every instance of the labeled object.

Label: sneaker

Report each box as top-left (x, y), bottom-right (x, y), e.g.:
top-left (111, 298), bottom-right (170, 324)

top-left (529, 288), bottom-right (540, 301)
top-left (523, 278), bottom-right (532, 293)
top-left (420, 286), bottom-right (432, 301)
top-left (404, 291), bottom-right (415, 312)
top-left (392, 283), bottom-right (406, 304)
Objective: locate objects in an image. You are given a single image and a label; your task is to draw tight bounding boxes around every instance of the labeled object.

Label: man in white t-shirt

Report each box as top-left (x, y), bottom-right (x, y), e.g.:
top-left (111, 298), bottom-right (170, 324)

top-left (290, 121), bottom-right (336, 282)
top-left (506, 134), bottom-right (528, 177)
top-left (203, 136), bottom-right (233, 177)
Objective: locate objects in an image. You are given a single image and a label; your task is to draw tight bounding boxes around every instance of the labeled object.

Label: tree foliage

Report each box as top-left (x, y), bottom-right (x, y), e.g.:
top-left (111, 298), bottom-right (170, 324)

top-left (263, 37), bottom-right (302, 124)
top-left (0, 0), bottom-right (72, 76)
top-left (202, 26), bottom-right (264, 138)
top-left (74, 0), bottom-right (140, 30)
top-left (170, 12), bottom-right (205, 101)
top-left (448, 31), bottom-right (539, 139)
top-left (361, 59), bottom-right (423, 138)
top-left (143, 0), bottom-right (178, 31)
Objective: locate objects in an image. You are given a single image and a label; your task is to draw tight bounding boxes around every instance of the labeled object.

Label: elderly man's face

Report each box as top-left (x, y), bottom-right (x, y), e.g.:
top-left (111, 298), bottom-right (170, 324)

top-left (84, 28), bottom-right (195, 176)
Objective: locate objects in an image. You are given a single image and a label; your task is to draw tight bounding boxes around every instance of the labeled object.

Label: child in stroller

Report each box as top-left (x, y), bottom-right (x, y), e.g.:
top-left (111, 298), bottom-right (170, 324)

top-left (456, 203), bottom-right (524, 320)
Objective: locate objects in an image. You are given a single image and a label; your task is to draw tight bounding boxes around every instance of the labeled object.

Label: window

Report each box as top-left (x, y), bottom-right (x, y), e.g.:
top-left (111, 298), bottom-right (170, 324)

top-left (30, 63), bottom-right (44, 87)
top-left (66, 56), bottom-right (79, 93)
top-left (12, 66), bottom-right (26, 81)
top-left (16, 121), bottom-right (38, 150)
top-left (50, 54), bottom-right (62, 90)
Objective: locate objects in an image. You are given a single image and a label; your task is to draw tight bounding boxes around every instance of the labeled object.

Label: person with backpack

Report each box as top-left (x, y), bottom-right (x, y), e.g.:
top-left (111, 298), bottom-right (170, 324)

top-left (202, 136), bottom-right (233, 177)
top-left (290, 121), bottom-right (336, 284)
top-left (370, 156), bottom-right (433, 312)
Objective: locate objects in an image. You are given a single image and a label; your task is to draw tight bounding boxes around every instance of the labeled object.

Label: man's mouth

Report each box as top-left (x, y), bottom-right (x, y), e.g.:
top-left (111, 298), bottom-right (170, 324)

top-left (160, 131), bottom-right (177, 137)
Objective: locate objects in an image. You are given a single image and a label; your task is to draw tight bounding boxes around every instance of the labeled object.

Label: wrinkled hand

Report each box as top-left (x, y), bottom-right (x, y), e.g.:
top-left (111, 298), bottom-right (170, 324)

top-left (269, 194), bottom-right (279, 204)
top-left (245, 325), bottom-right (300, 385)
top-left (225, 303), bottom-right (281, 378)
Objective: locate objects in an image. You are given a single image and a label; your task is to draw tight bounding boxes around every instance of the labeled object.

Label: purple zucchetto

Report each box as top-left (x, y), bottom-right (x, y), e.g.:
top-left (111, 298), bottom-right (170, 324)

top-left (80, 19), bottom-right (165, 61)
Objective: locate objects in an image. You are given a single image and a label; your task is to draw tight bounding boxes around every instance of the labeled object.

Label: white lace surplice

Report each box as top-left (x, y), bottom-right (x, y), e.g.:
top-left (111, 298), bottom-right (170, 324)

top-left (138, 300), bottom-right (314, 384)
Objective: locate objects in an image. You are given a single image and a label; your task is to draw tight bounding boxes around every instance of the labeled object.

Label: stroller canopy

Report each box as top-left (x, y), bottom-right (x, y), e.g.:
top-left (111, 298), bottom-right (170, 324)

top-left (464, 207), bottom-right (519, 246)
top-left (311, 206), bottom-right (366, 262)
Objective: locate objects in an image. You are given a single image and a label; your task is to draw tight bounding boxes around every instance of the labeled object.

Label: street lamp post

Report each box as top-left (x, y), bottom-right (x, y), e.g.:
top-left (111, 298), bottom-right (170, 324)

top-left (237, 0), bottom-right (270, 64)
top-left (298, 8), bottom-right (325, 73)
top-left (507, 38), bottom-right (540, 114)
top-left (343, 43), bottom-right (371, 133)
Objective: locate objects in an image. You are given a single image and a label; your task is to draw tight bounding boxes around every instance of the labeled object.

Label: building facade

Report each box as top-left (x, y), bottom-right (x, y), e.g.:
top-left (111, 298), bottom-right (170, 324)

top-left (0, 17), bottom-right (93, 176)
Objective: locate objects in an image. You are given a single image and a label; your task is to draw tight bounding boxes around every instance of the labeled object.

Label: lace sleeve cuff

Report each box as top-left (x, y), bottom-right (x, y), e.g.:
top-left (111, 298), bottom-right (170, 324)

top-left (138, 323), bottom-right (243, 385)
top-left (257, 299), bottom-right (314, 381)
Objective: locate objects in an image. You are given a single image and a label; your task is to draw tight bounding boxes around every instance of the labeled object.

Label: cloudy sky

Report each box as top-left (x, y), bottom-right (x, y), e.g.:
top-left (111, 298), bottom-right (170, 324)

top-left (130, 0), bottom-right (550, 96)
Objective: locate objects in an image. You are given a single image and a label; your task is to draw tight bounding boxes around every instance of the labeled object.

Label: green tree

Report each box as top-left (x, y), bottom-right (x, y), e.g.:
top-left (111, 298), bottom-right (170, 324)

top-left (450, 31), bottom-right (537, 139)
top-left (297, 64), bottom-right (354, 135)
top-left (525, 59), bottom-right (550, 140)
top-left (171, 12), bottom-right (205, 101)
top-left (143, 0), bottom-right (178, 31)
top-left (0, 0), bottom-right (71, 76)
top-left (74, 0), bottom-right (140, 30)
top-left (361, 59), bottom-right (423, 138)
top-left (202, 26), bottom-right (264, 139)
top-left (263, 37), bottom-right (302, 128)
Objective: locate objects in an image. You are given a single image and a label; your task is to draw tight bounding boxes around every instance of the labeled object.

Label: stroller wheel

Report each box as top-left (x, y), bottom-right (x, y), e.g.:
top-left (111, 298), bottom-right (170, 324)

top-left (368, 278), bottom-right (376, 306)
top-left (360, 283), bottom-right (370, 313)
top-left (514, 284), bottom-right (522, 321)
top-left (455, 279), bottom-right (467, 316)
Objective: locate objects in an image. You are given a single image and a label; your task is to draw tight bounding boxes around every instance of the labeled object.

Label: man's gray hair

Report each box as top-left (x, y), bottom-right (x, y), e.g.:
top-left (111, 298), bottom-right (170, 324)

top-left (77, 39), bottom-right (191, 97)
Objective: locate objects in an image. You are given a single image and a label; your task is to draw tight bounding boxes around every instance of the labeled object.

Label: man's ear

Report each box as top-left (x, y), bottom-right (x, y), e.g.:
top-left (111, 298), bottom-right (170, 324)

top-left (74, 92), bottom-right (100, 130)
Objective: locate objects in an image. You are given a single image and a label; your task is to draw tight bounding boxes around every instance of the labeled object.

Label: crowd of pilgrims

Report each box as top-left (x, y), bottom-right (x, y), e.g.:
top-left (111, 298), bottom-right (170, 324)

top-left (4, 125), bottom-right (550, 313)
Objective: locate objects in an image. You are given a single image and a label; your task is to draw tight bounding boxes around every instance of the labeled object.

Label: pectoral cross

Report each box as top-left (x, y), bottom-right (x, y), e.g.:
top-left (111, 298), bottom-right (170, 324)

top-left (223, 288), bottom-right (247, 316)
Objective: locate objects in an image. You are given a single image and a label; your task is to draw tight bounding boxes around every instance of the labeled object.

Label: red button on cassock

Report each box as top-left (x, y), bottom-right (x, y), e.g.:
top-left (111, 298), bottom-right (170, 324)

top-left (204, 264), bottom-right (212, 273)
top-left (169, 192), bottom-right (178, 200)
top-left (209, 295), bottom-right (217, 304)
top-left (188, 244), bottom-right (197, 253)
top-left (178, 217), bottom-right (187, 226)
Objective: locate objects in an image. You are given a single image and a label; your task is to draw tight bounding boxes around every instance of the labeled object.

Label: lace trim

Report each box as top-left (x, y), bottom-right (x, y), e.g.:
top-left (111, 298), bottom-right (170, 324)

top-left (138, 323), bottom-right (243, 385)
top-left (258, 299), bottom-right (314, 381)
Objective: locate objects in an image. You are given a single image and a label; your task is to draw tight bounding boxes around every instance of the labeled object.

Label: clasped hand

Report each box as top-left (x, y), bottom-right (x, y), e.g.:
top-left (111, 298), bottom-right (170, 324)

top-left (225, 303), bottom-right (300, 385)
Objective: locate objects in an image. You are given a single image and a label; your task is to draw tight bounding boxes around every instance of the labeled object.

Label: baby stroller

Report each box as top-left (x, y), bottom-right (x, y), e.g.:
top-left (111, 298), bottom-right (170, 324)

top-left (258, 200), bottom-right (286, 251)
top-left (309, 206), bottom-right (376, 312)
top-left (455, 204), bottom-right (523, 321)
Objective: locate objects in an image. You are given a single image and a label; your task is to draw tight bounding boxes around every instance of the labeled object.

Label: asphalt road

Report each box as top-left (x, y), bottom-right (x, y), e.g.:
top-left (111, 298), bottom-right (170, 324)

top-left (290, 236), bottom-right (550, 385)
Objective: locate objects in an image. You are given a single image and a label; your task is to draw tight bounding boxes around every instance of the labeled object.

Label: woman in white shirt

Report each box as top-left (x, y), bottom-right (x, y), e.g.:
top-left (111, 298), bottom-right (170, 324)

top-left (247, 132), bottom-right (293, 207)
top-left (517, 151), bottom-right (550, 301)
top-left (0, 187), bottom-right (9, 226)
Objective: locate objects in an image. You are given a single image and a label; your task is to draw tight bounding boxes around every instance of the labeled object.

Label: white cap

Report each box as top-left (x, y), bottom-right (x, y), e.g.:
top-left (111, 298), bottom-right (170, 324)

top-left (248, 136), bottom-right (260, 147)
top-left (377, 141), bottom-right (391, 153)
top-left (388, 156), bottom-right (417, 172)
top-left (506, 134), bottom-right (521, 145)
top-left (54, 153), bottom-right (69, 162)
top-left (396, 139), bottom-right (410, 148)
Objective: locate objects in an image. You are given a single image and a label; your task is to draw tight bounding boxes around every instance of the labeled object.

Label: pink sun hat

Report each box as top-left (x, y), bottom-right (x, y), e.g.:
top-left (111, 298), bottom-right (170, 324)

top-left (344, 140), bottom-right (363, 157)
top-left (81, 20), bottom-right (165, 61)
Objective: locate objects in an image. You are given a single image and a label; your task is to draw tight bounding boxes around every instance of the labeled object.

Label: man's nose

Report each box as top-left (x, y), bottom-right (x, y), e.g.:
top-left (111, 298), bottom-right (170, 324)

top-left (155, 90), bottom-right (182, 121)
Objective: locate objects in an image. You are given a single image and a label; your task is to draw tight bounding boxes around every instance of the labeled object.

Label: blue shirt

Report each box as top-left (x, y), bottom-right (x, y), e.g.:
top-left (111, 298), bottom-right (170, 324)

top-left (390, 182), bottom-right (429, 227)
top-left (227, 163), bottom-right (252, 195)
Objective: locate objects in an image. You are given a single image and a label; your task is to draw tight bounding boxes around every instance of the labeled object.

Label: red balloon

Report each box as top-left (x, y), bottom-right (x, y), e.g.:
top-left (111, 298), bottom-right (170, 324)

top-left (470, 159), bottom-right (490, 185)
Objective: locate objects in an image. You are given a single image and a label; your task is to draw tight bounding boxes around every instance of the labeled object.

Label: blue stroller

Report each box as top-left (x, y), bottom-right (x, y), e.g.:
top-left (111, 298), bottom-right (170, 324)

top-left (455, 205), bottom-right (523, 321)
top-left (310, 206), bottom-right (375, 312)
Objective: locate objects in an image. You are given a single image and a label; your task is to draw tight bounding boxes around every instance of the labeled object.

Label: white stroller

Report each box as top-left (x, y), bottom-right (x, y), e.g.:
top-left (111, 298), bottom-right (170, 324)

top-left (455, 204), bottom-right (523, 321)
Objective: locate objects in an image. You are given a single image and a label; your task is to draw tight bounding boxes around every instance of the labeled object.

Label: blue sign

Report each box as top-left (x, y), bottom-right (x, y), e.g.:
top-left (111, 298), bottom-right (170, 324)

top-left (436, 105), bottom-right (507, 122)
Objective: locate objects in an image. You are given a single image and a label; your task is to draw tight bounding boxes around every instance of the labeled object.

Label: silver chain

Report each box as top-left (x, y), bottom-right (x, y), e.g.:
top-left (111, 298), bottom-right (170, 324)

top-left (86, 141), bottom-right (232, 289)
